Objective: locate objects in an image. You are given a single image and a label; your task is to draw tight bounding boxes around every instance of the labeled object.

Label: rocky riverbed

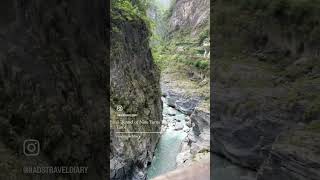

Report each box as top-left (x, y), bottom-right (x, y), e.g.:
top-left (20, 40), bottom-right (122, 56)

top-left (163, 87), bottom-right (211, 164)
top-left (148, 89), bottom-right (258, 180)
top-left (146, 74), bottom-right (258, 180)
top-left (147, 77), bottom-right (211, 178)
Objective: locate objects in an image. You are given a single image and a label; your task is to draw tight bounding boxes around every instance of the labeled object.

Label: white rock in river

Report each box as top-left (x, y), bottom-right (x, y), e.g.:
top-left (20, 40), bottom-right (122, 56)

top-left (181, 141), bottom-right (191, 151)
top-left (187, 134), bottom-right (197, 143)
top-left (184, 127), bottom-right (191, 133)
top-left (167, 107), bottom-right (176, 116)
top-left (174, 122), bottom-right (184, 131)
top-left (176, 151), bottom-right (192, 167)
top-left (186, 121), bottom-right (192, 127)
top-left (162, 120), bottom-right (168, 126)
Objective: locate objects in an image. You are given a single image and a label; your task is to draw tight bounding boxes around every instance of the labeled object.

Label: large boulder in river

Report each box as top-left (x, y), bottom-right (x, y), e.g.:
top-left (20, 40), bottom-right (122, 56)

top-left (174, 122), bottom-right (184, 131)
top-left (166, 91), bottom-right (199, 115)
top-left (190, 133), bottom-right (210, 155)
top-left (191, 108), bottom-right (210, 137)
top-left (167, 107), bottom-right (177, 116)
top-left (176, 99), bottom-right (199, 115)
top-left (190, 108), bottom-right (210, 155)
top-left (166, 91), bottom-right (181, 108)
top-left (186, 121), bottom-right (192, 128)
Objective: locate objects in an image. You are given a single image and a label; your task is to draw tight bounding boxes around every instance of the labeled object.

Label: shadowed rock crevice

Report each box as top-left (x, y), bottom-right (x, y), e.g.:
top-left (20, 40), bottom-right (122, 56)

top-left (0, 0), bottom-right (108, 179)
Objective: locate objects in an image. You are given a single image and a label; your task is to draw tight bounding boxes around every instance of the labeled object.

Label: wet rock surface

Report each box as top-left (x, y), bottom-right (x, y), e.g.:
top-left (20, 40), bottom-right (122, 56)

top-left (156, 60), bottom-right (212, 175)
top-left (191, 108), bottom-right (210, 136)
top-left (161, 88), bottom-right (201, 117)
top-left (147, 97), bottom-right (187, 179)
top-left (147, 88), bottom-right (210, 178)
top-left (176, 99), bottom-right (199, 115)
top-left (166, 91), bottom-right (181, 108)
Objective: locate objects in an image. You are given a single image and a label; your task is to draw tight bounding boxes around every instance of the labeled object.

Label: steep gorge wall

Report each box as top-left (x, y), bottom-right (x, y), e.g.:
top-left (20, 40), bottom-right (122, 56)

top-left (213, 0), bottom-right (320, 58)
top-left (168, 0), bottom-right (210, 38)
top-left (110, 6), bottom-right (162, 180)
top-left (212, 0), bottom-right (320, 179)
top-left (0, 0), bottom-right (107, 179)
top-left (161, 0), bottom-right (210, 80)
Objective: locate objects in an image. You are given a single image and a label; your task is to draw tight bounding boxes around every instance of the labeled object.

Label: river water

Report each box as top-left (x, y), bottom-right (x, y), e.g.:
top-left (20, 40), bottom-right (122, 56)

top-left (146, 97), bottom-right (188, 179)
top-left (146, 97), bottom-right (256, 180)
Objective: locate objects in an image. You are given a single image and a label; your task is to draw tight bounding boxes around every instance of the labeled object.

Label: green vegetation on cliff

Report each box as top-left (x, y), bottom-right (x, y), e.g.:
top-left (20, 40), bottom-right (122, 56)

top-left (112, 0), bottom-right (154, 29)
top-left (149, 0), bottom-right (210, 109)
top-left (110, 0), bottom-right (162, 179)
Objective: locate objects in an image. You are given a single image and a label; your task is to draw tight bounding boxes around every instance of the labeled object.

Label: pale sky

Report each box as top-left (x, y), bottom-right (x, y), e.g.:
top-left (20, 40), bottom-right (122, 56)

top-left (156, 0), bottom-right (172, 9)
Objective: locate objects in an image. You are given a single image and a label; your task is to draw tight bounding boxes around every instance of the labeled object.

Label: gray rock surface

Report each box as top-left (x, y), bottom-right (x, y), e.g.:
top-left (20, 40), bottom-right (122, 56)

top-left (257, 122), bottom-right (320, 180)
top-left (176, 99), bottom-right (199, 115)
top-left (191, 108), bottom-right (210, 137)
top-left (189, 108), bottom-right (210, 156)
top-left (213, 154), bottom-right (256, 180)
top-left (110, 9), bottom-right (162, 180)
top-left (167, 107), bottom-right (177, 116)
top-left (166, 91), bottom-right (181, 108)
top-left (176, 150), bottom-right (192, 167)
top-left (174, 122), bottom-right (184, 131)
top-left (0, 0), bottom-right (108, 179)
top-left (212, 1), bottom-right (320, 179)
top-left (186, 121), bottom-right (192, 128)
top-left (211, 82), bottom-right (307, 170)
top-left (168, 0), bottom-right (210, 37)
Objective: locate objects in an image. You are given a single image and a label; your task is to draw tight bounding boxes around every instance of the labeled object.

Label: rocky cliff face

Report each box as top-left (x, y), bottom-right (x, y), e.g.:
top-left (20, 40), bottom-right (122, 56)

top-left (168, 0), bottom-right (209, 37)
top-left (0, 0), bottom-right (107, 179)
top-left (257, 121), bottom-right (320, 180)
top-left (159, 0), bottom-right (210, 168)
top-left (212, 0), bottom-right (320, 179)
top-left (110, 6), bottom-right (162, 180)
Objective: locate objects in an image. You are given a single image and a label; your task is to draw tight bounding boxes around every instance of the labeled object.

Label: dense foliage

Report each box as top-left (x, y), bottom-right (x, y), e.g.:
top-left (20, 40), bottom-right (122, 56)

top-left (150, 0), bottom-right (210, 73)
top-left (111, 0), bottom-right (154, 30)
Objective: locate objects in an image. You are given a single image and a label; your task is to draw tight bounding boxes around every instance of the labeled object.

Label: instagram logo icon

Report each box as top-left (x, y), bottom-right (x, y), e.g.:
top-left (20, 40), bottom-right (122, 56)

top-left (23, 139), bottom-right (40, 156)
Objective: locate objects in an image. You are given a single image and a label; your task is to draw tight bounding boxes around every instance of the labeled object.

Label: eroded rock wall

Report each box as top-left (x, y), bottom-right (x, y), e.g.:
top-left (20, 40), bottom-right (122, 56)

top-left (110, 11), bottom-right (162, 180)
top-left (257, 122), bottom-right (320, 180)
top-left (0, 0), bottom-right (108, 179)
top-left (212, 0), bottom-right (320, 179)
top-left (168, 0), bottom-right (210, 37)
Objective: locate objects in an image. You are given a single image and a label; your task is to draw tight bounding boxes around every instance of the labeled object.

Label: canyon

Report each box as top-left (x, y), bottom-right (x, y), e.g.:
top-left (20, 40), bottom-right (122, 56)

top-left (0, 0), bottom-right (318, 180)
